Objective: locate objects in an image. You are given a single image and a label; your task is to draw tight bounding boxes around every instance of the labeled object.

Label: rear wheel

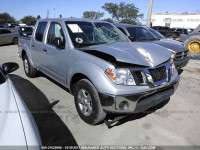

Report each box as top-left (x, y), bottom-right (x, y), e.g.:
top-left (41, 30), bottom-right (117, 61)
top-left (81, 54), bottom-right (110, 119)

top-left (73, 79), bottom-right (106, 125)
top-left (23, 54), bottom-right (37, 78)
top-left (13, 37), bottom-right (18, 44)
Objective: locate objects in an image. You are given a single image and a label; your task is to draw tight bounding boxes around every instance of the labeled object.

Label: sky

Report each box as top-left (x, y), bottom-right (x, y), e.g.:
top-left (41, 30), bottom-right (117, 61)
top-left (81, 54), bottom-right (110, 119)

top-left (0, 0), bottom-right (200, 24)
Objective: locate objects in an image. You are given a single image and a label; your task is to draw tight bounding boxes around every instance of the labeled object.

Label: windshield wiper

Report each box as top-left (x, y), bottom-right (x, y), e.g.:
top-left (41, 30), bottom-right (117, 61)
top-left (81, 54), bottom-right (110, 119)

top-left (78, 42), bottom-right (107, 48)
top-left (149, 38), bottom-right (160, 41)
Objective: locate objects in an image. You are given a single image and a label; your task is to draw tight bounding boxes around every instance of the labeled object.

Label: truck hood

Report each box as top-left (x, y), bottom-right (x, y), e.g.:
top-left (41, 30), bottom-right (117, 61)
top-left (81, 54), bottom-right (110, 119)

top-left (81, 42), bottom-right (171, 67)
top-left (147, 40), bottom-right (188, 53)
top-left (0, 82), bottom-right (27, 148)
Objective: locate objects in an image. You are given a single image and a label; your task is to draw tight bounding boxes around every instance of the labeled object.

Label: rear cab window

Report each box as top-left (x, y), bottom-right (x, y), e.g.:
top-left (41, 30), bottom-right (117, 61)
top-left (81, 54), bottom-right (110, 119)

top-left (35, 22), bottom-right (47, 42)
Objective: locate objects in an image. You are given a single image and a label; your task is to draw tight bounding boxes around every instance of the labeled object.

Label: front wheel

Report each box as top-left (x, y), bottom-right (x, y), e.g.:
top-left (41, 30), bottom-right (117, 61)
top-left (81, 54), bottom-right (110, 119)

top-left (74, 79), bottom-right (106, 125)
top-left (23, 54), bottom-right (37, 78)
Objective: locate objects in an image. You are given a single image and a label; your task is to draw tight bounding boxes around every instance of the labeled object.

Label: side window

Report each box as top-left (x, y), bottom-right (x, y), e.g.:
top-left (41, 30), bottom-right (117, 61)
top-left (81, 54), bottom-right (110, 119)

top-left (35, 22), bottom-right (47, 42)
top-left (0, 30), bottom-right (11, 34)
top-left (184, 29), bottom-right (188, 35)
top-left (117, 27), bottom-right (127, 35)
top-left (4, 30), bottom-right (11, 34)
top-left (47, 22), bottom-right (65, 48)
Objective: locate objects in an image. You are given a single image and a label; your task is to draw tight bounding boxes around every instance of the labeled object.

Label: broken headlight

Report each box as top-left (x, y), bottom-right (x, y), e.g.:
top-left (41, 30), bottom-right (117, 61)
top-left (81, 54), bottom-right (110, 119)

top-left (105, 68), bottom-right (136, 85)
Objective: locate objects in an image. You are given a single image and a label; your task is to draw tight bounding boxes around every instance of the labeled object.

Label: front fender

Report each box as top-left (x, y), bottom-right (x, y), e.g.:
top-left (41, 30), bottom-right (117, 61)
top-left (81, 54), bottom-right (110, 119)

top-left (68, 61), bottom-right (117, 94)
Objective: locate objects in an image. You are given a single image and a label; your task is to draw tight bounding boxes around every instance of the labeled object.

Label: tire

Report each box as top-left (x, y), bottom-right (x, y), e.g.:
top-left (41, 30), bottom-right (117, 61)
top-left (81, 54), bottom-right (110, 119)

top-left (23, 54), bottom-right (37, 78)
top-left (184, 35), bottom-right (200, 54)
top-left (13, 37), bottom-right (18, 44)
top-left (73, 79), bottom-right (106, 125)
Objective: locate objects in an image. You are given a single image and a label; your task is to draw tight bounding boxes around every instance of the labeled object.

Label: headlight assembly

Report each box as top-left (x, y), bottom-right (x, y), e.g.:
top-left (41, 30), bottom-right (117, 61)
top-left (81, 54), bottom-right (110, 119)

top-left (105, 68), bottom-right (136, 85)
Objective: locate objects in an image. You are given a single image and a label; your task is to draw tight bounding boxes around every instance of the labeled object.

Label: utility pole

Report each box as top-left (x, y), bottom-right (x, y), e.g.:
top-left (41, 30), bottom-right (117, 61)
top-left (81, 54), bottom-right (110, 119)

top-left (47, 10), bottom-right (50, 18)
top-left (53, 8), bottom-right (55, 18)
top-left (147, 0), bottom-right (153, 27)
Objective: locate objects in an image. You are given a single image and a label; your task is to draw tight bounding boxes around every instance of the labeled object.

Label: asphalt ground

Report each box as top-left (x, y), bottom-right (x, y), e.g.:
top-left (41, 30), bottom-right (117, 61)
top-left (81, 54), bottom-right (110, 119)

top-left (0, 44), bottom-right (200, 149)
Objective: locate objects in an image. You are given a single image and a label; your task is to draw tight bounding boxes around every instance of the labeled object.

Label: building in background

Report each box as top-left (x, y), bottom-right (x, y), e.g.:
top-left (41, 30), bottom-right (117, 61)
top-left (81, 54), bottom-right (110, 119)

top-left (152, 13), bottom-right (200, 29)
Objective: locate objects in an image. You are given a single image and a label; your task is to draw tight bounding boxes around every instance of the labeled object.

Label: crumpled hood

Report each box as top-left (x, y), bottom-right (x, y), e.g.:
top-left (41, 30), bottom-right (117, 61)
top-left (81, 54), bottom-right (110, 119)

top-left (148, 40), bottom-right (188, 53)
top-left (81, 42), bottom-right (171, 67)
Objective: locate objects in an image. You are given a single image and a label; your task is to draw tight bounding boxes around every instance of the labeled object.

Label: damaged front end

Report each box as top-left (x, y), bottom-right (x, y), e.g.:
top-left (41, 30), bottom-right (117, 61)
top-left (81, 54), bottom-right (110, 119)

top-left (79, 42), bottom-right (179, 114)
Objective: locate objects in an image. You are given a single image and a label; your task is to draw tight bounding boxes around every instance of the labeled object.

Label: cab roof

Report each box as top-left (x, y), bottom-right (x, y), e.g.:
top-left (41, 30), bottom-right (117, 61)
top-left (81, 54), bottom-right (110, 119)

top-left (38, 18), bottom-right (108, 23)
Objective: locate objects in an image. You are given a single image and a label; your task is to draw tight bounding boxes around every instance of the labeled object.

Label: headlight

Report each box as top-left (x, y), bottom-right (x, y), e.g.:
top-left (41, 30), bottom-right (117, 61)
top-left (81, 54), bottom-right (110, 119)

top-left (171, 53), bottom-right (175, 61)
top-left (170, 60), bottom-right (175, 74)
top-left (105, 68), bottom-right (136, 85)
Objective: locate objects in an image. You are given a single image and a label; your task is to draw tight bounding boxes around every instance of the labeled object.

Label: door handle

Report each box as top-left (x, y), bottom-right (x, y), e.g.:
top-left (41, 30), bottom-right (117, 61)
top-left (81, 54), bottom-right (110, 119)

top-left (43, 49), bottom-right (47, 52)
top-left (31, 45), bottom-right (35, 47)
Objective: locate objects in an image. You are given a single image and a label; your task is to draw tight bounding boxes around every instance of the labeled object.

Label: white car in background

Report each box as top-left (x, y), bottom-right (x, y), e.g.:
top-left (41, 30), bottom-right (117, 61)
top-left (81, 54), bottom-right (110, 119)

top-left (0, 62), bottom-right (41, 149)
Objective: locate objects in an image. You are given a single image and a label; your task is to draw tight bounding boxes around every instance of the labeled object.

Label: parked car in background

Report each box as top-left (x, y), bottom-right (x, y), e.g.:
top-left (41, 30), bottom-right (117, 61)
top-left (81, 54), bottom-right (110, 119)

top-left (14, 26), bottom-right (33, 37)
top-left (0, 25), bottom-right (4, 28)
top-left (3, 23), bottom-right (20, 32)
top-left (148, 28), bottom-right (183, 45)
top-left (114, 23), bottom-right (189, 69)
top-left (171, 28), bottom-right (190, 35)
top-left (18, 18), bottom-right (179, 125)
top-left (0, 28), bottom-right (18, 45)
top-left (152, 26), bottom-right (180, 41)
top-left (0, 62), bottom-right (41, 149)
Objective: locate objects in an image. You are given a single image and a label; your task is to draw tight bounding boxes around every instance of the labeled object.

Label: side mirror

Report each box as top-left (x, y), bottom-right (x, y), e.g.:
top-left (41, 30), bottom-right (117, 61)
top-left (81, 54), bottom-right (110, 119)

top-left (128, 36), bottom-right (135, 42)
top-left (2, 62), bottom-right (19, 75)
top-left (53, 37), bottom-right (62, 48)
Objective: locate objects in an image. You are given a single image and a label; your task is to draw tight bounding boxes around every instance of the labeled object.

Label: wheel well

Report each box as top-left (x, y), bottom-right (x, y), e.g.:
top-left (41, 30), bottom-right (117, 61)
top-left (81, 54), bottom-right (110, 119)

top-left (70, 73), bottom-right (90, 95)
top-left (21, 50), bottom-right (26, 59)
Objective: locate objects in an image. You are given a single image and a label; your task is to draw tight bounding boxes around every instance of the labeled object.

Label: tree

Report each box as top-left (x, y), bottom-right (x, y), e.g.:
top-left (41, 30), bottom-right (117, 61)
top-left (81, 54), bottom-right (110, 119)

top-left (0, 13), bottom-right (16, 24)
top-left (83, 11), bottom-right (104, 20)
top-left (20, 16), bottom-right (37, 25)
top-left (36, 15), bottom-right (41, 20)
top-left (120, 19), bottom-right (137, 25)
top-left (102, 2), bottom-right (143, 24)
top-left (102, 18), bottom-right (114, 23)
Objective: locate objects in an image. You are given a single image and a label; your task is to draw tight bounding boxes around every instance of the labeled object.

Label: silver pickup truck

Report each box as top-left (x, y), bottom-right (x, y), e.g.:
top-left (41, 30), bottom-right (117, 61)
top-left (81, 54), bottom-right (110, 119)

top-left (18, 18), bottom-right (179, 125)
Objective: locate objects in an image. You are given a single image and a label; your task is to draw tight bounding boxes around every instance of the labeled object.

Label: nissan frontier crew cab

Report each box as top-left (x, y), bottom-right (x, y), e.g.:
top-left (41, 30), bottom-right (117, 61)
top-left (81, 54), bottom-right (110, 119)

top-left (18, 18), bottom-right (179, 125)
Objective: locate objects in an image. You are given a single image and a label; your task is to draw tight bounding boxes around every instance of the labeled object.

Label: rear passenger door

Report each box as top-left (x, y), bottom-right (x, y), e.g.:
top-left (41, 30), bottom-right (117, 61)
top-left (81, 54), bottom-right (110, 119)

top-left (42, 21), bottom-right (67, 83)
top-left (31, 22), bottom-right (47, 69)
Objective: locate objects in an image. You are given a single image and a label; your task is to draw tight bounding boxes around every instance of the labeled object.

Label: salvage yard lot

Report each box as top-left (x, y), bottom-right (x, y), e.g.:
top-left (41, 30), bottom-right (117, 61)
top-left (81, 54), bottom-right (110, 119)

top-left (0, 45), bottom-right (200, 147)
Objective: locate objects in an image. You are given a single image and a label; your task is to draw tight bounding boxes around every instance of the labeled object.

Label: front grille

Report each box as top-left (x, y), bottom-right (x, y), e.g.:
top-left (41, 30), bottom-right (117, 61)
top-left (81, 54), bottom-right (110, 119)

top-left (175, 51), bottom-right (189, 60)
top-left (132, 71), bottom-right (144, 85)
top-left (149, 66), bottom-right (166, 82)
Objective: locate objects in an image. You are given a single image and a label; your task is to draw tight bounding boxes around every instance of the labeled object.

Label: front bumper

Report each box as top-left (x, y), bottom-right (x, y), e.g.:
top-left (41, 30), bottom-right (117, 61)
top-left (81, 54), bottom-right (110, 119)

top-left (99, 76), bottom-right (179, 114)
top-left (174, 56), bottom-right (190, 69)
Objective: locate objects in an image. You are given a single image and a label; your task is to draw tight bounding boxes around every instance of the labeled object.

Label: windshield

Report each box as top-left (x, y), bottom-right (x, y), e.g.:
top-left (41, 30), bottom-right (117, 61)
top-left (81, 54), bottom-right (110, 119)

top-left (65, 21), bottom-right (128, 48)
top-left (148, 28), bottom-right (165, 39)
top-left (127, 27), bottom-right (158, 41)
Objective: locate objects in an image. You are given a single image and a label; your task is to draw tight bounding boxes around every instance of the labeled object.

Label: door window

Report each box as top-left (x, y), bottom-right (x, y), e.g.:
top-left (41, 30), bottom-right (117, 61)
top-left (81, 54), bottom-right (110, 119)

top-left (35, 22), bottom-right (47, 42)
top-left (0, 29), bottom-right (11, 34)
top-left (47, 22), bottom-right (65, 48)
